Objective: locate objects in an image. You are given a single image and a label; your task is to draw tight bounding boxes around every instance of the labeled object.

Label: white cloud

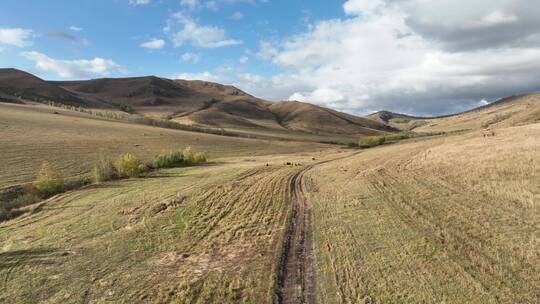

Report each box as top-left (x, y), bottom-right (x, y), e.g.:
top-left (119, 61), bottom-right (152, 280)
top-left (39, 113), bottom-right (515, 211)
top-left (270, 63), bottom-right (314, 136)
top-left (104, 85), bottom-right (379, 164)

top-left (0, 28), bottom-right (33, 47)
top-left (239, 0), bottom-right (540, 115)
top-left (478, 11), bottom-right (518, 27)
top-left (140, 38), bottom-right (165, 49)
top-left (343, 0), bottom-right (384, 16)
top-left (69, 26), bottom-right (82, 32)
top-left (215, 66), bottom-right (235, 74)
top-left (181, 52), bottom-right (201, 63)
top-left (288, 88), bottom-right (345, 104)
top-left (22, 51), bottom-right (122, 78)
top-left (180, 0), bottom-right (199, 9)
top-left (179, 0), bottom-right (265, 11)
top-left (239, 56), bottom-right (248, 64)
top-left (129, 0), bottom-right (150, 6)
top-left (168, 12), bottom-right (242, 48)
top-left (230, 12), bottom-right (244, 20)
top-left (173, 71), bottom-right (226, 83)
top-left (256, 40), bottom-right (278, 60)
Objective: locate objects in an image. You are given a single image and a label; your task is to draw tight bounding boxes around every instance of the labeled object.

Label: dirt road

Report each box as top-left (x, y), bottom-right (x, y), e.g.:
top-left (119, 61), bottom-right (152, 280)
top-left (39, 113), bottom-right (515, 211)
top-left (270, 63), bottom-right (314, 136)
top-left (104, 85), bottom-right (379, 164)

top-left (276, 167), bottom-right (317, 304)
top-left (276, 152), bottom-right (359, 304)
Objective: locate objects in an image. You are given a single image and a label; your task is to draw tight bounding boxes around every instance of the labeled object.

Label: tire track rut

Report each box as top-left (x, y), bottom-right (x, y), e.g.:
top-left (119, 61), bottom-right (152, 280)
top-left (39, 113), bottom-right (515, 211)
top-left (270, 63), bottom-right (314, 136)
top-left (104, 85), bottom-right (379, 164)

top-left (276, 152), bottom-right (360, 304)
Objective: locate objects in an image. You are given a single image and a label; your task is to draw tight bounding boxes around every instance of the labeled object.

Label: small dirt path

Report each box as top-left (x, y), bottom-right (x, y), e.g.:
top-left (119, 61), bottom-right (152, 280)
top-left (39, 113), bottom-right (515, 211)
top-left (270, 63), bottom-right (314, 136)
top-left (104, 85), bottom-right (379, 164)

top-left (276, 152), bottom-right (359, 304)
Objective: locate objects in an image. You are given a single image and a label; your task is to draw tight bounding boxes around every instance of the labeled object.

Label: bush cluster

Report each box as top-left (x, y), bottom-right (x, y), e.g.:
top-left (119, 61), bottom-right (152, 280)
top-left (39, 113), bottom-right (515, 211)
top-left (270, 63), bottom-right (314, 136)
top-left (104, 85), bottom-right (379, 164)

top-left (153, 151), bottom-right (184, 169)
top-left (153, 147), bottom-right (207, 169)
top-left (359, 136), bottom-right (386, 148)
top-left (34, 162), bottom-right (64, 197)
top-left (114, 153), bottom-right (147, 178)
top-left (1, 147), bottom-right (209, 222)
top-left (93, 153), bottom-right (146, 183)
top-left (95, 148), bottom-right (207, 183)
top-left (93, 155), bottom-right (116, 183)
top-left (384, 134), bottom-right (410, 141)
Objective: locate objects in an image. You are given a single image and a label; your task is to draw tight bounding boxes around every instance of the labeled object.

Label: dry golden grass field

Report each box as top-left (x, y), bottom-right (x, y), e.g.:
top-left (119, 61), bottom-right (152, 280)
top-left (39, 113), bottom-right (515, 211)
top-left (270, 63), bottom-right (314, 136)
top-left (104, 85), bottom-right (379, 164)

top-left (1, 99), bottom-right (539, 303)
top-left (0, 146), bottom-right (342, 303)
top-left (0, 102), bottom-right (329, 188)
top-left (307, 124), bottom-right (539, 303)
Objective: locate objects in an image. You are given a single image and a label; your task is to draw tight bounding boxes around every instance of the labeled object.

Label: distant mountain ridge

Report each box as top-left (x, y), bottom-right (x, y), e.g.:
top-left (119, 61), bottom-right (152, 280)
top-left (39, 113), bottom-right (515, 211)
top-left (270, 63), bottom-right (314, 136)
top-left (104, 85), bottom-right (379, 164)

top-left (0, 68), bottom-right (394, 136)
top-left (367, 94), bottom-right (540, 132)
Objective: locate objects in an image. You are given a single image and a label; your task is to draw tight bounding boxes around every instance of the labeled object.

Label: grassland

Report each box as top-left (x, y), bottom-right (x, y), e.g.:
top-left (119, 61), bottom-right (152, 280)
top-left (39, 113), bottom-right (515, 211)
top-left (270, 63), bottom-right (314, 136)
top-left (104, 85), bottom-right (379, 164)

top-left (221, 127), bottom-right (358, 144)
top-left (0, 152), bottom-right (333, 303)
top-left (1, 98), bottom-right (538, 303)
top-left (307, 124), bottom-right (539, 303)
top-left (414, 94), bottom-right (540, 133)
top-left (0, 102), bottom-right (329, 188)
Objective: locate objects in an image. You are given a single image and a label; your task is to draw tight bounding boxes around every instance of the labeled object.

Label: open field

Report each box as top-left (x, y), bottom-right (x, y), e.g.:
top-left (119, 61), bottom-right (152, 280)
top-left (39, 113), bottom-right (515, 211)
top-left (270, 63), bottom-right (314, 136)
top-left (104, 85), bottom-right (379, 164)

top-left (0, 151), bottom-right (339, 303)
top-left (307, 124), bottom-right (540, 303)
top-left (0, 102), bottom-right (329, 188)
top-left (1, 98), bottom-right (539, 303)
top-left (221, 127), bottom-right (359, 144)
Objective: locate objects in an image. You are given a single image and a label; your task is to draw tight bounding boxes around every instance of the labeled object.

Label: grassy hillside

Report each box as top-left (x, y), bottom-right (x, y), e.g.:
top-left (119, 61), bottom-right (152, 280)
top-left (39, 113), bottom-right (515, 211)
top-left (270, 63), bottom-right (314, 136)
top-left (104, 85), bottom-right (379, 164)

top-left (0, 68), bottom-right (88, 107)
top-left (368, 94), bottom-right (540, 133)
top-left (0, 102), bottom-right (329, 188)
top-left (269, 101), bottom-right (395, 136)
top-left (415, 94), bottom-right (540, 133)
top-left (0, 69), bottom-right (396, 137)
top-left (307, 123), bottom-right (540, 303)
top-left (367, 111), bottom-right (427, 131)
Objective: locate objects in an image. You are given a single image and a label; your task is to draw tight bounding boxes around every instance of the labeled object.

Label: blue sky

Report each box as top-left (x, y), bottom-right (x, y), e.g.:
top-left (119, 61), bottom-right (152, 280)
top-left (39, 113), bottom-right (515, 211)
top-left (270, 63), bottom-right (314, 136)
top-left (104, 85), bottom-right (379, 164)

top-left (1, 0), bottom-right (540, 115)
top-left (0, 0), bottom-right (342, 80)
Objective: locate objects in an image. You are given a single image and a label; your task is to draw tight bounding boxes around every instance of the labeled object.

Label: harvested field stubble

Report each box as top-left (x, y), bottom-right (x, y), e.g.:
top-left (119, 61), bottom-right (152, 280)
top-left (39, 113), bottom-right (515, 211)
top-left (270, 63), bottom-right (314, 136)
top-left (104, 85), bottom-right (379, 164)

top-left (308, 124), bottom-right (540, 303)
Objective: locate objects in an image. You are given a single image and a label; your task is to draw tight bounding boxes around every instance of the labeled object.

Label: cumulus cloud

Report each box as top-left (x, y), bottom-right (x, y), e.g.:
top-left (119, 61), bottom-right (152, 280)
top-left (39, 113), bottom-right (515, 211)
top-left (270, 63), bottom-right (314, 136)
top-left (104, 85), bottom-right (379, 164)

top-left (22, 51), bottom-right (122, 78)
top-left (181, 52), bottom-right (201, 63)
top-left (0, 28), bottom-right (33, 47)
top-left (242, 0), bottom-right (540, 115)
top-left (256, 40), bottom-right (278, 60)
top-left (173, 71), bottom-right (226, 83)
top-left (396, 0), bottom-right (540, 51)
top-left (230, 12), bottom-right (244, 20)
top-left (168, 12), bottom-right (242, 48)
top-left (180, 0), bottom-right (265, 11)
top-left (69, 26), bottom-right (82, 32)
top-left (180, 0), bottom-right (199, 9)
top-left (140, 38), bottom-right (165, 49)
top-left (239, 56), bottom-right (248, 64)
top-left (129, 0), bottom-right (150, 6)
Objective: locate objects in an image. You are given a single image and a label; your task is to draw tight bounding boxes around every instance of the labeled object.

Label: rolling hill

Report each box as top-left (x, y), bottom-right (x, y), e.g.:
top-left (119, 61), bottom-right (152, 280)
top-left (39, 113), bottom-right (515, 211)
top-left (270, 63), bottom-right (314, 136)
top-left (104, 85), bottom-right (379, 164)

top-left (0, 68), bottom-right (87, 107)
top-left (0, 68), bottom-right (392, 137)
top-left (368, 93), bottom-right (540, 132)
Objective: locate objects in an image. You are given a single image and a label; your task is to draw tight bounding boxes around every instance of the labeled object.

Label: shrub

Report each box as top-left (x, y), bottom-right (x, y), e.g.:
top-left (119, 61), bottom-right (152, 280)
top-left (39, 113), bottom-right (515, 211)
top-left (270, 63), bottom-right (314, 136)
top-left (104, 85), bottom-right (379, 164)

top-left (0, 206), bottom-right (24, 222)
top-left (34, 162), bottom-right (64, 197)
top-left (153, 151), bottom-right (184, 169)
top-left (182, 146), bottom-right (195, 164)
top-left (193, 152), bottom-right (207, 164)
top-left (359, 136), bottom-right (386, 148)
top-left (114, 153), bottom-right (145, 178)
top-left (7, 193), bottom-right (40, 210)
top-left (384, 134), bottom-right (410, 141)
top-left (93, 155), bottom-right (116, 183)
top-left (119, 104), bottom-right (135, 113)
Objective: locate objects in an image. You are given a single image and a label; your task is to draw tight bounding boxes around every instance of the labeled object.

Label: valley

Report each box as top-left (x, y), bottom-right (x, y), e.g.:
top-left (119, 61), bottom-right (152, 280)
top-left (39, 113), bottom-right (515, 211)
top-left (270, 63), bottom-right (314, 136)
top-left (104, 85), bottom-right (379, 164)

top-left (0, 69), bottom-right (538, 303)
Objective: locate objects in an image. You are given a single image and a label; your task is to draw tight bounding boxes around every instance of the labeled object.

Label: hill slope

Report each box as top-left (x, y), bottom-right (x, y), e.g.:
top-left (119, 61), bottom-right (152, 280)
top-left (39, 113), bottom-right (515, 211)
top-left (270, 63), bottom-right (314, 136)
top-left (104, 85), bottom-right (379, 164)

top-left (367, 93), bottom-right (540, 132)
top-left (270, 101), bottom-right (396, 135)
top-left (0, 68), bottom-right (391, 137)
top-left (0, 68), bottom-right (89, 106)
